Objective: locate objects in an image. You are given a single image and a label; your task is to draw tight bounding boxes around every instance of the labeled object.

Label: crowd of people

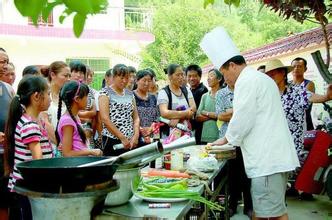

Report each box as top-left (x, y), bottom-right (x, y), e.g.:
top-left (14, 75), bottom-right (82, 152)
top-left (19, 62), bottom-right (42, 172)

top-left (0, 26), bottom-right (331, 220)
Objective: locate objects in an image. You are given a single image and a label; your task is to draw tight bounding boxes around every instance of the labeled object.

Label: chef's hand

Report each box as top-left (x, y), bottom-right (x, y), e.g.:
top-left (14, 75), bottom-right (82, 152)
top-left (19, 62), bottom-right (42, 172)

top-left (0, 132), bottom-right (5, 145)
top-left (91, 149), bottom-right (103, 156)
top-left (210, 137), bottom-right (228, 146)
top-left (169, 119), bottom-right (180, 128)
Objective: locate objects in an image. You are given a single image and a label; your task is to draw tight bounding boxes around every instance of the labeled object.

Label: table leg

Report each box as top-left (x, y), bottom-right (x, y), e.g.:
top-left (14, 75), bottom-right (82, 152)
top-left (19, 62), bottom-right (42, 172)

top-left (224, 161), bottom-right (230, 220)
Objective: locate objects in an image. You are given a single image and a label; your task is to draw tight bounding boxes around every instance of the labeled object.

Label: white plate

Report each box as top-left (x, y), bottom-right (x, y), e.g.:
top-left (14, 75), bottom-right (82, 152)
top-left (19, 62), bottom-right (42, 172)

top-left (133, 191), bottom-right (188, 202)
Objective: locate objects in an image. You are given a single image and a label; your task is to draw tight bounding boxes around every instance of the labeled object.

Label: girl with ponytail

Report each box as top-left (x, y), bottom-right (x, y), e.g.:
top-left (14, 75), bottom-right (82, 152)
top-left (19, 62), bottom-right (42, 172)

top-left (55, 80), bottom-right (102, 157)
top-left (5, 75), bottom-right (52, 219)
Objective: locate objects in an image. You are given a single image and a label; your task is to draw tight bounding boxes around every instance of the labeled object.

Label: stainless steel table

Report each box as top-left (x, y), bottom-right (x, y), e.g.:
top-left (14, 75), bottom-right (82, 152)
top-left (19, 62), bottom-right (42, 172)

top-left (97, 146), bottom-right (230, 220)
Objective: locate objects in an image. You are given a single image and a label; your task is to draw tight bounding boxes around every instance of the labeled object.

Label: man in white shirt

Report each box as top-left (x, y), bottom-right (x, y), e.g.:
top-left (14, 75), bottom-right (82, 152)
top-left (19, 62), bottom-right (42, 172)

top-left (200, 27), bottom-right (299, 220)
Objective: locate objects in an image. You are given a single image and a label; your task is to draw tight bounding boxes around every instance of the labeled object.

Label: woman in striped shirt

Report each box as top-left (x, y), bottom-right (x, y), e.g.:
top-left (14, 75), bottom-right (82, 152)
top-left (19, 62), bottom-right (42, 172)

top-left (5, 75), bottom-right (52, 220)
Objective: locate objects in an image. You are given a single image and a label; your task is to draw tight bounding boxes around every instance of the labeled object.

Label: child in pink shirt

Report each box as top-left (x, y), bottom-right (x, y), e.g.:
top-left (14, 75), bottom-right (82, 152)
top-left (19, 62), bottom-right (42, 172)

top-left (56, 80), bottom-right (102, 157)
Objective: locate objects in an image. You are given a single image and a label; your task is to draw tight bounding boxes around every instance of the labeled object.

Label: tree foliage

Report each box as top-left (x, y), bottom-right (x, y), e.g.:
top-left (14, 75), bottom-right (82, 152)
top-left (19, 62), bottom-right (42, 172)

top-left (204, 0), bottom-right (331, 24)
top-left (262, 0), bottom-right (331, 25)
top-left (14, 0), bottom-right (108, 37)
top-left (204, 0), bottom-right (331, 66)
top-left (138, 0), bottom-right (317, 79)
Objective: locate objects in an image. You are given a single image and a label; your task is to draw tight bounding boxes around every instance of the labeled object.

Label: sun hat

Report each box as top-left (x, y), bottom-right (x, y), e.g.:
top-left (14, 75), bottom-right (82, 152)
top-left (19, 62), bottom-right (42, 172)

top-left (265, 59), bottom-right (293, 74)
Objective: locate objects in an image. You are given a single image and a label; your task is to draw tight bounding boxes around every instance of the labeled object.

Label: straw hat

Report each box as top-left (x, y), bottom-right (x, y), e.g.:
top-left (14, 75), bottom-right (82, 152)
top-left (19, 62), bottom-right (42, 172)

top-left (200, 27), bottom-right (241, 69)
top-left (265, 59), bottom-right (293, 74)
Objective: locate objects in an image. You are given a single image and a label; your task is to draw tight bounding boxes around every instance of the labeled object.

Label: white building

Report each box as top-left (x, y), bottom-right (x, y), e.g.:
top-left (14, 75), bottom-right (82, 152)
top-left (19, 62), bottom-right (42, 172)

top-left (0, 0), bottom-right (155, 89)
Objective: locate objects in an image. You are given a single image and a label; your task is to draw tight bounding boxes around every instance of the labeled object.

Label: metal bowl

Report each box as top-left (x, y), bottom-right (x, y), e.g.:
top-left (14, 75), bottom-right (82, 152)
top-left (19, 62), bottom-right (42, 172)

top-left (104, 166), bottom-right (140, 206)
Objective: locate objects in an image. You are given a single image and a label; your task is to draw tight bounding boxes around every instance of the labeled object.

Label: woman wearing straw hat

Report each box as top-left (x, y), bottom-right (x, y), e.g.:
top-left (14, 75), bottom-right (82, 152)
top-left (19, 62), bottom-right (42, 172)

top-left (265, 58), bottom-right (332, 200)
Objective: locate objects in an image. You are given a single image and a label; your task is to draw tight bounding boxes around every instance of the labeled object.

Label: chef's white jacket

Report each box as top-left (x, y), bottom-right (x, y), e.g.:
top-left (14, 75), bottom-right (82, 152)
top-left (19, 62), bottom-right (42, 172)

top-left (225, 66), bottom-right (300, 178)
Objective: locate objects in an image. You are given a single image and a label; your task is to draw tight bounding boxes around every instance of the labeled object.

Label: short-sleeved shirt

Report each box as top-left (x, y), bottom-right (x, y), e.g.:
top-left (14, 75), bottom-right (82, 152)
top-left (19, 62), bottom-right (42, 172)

top-left (86, 86), bottom-right (96, 110)
top-left (215, 86), bottom-right (234, 138)
top-left (57, 112), bottom-right (88, 151)
top-left (197, 92), bottom-right (219, 143)
top-left (157, 87), bottom-right (194, 110)
top-left (8, 114), bottom-right (53, 191)
top-left (157, 87), bottom-right (194, 135)
top-left (100, 87), bottom-right (135, 140)
top-left (134, 92), bottom-right (159, 127)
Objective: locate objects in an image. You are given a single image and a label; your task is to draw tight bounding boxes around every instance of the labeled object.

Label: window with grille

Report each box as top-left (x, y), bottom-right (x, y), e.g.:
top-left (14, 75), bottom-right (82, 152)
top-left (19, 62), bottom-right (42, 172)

top-left (66, 58), bottom-right (110, 90)
top-left (28, 12), bottom-right (54, 26)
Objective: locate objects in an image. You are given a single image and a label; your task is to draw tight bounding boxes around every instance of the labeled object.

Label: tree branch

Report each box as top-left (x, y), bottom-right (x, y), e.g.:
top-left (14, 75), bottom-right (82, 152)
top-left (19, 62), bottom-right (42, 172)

top-left (305, 18), bottom-right (321, 24)
top-left (320, 21), bottom-right (331, 67)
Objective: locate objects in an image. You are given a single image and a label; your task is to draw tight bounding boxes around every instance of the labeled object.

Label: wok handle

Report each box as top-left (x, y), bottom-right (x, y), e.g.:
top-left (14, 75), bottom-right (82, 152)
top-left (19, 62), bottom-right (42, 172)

top-left (77, 156), bottom-right (119, 167)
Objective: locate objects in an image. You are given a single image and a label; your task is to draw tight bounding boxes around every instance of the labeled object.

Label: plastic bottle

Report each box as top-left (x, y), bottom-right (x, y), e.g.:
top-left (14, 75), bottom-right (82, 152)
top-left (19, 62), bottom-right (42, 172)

top-left (159, 117), bottom-right (190, 132)
top-left (153, 155), bottom-right (163, 169)
top-left (171, 149), bottom-right (184, 171)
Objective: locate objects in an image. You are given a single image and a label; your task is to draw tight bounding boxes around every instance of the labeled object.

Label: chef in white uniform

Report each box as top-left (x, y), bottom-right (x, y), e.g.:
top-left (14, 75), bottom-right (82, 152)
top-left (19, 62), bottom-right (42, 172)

top-left (200, 27), bottom-right (299, 220)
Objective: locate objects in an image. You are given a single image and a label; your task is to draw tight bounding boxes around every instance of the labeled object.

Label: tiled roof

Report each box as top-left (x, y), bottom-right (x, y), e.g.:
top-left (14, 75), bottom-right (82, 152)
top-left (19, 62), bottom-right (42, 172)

top-left (0, 23), bottom-right (155, 41)
top-left (243, 24), bottom-right (332, 63)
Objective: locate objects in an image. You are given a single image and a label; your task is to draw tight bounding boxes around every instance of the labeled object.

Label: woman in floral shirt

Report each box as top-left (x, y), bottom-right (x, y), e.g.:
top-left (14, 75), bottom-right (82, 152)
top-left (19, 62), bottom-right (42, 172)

top-left (265, 59), bottom-right (332, 166)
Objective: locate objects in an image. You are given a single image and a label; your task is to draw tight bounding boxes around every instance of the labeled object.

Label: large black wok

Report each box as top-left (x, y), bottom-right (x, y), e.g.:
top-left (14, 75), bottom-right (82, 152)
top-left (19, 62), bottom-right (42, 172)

top-left (16, 157), bottom-right (118, 193)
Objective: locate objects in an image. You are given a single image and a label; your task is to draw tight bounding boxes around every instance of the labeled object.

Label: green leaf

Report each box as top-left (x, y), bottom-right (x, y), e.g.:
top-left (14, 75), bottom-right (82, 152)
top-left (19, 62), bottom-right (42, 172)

top-left (15, 0), bottom-right (47, 26)
top-left (59, 8), bottom-right (73, 24)
top-left (132, 176), bottom-right (142, 192)
top-left (232, 0), bottom-right (241, 7)
top-left (90, 0), bottom-right (108, 14)
top-left (63, 0), bottom-right (92, 15)
top-left (224, 0), bottom-right (231, 6)
top-left (14, 0), bottom-right (27, 16)
top-left (204, 0), bottom-right (215, 8)
top-left (73, 13), bottom-right (86, 37)
top-left (42, 1), bottom-right (62, 22)
top-left (59, 15), bottom-right (66, 24)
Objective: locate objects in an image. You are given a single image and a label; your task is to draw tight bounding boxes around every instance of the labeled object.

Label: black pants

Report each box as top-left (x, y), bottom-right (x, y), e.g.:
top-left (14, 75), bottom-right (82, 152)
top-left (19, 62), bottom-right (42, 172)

top-left (0, 154), bottom-right (10, 209)
top-left (9, 193), bottom-right (32, 220)
top-left (228, 148), bottom-right (252, 212)
top-left (102, 136), bottom-right (127, 156)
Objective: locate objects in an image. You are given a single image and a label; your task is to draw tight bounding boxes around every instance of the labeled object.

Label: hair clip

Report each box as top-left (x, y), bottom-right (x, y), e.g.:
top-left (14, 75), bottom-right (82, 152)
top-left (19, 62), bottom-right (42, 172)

top-left (75, 81), bottom-right (81, 97)
top-left (20, 104), bottom-right (26, 112)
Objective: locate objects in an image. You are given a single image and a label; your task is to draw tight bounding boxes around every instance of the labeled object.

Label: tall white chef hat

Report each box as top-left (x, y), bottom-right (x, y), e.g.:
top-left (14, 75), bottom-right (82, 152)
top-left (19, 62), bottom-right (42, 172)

top-left (200, 27), bottom-right (241, 69)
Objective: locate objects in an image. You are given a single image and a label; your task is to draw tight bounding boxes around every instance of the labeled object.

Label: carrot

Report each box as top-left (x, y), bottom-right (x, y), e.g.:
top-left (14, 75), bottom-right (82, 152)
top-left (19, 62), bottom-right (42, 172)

top-left (146, 169), bottom-right (191, 178)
